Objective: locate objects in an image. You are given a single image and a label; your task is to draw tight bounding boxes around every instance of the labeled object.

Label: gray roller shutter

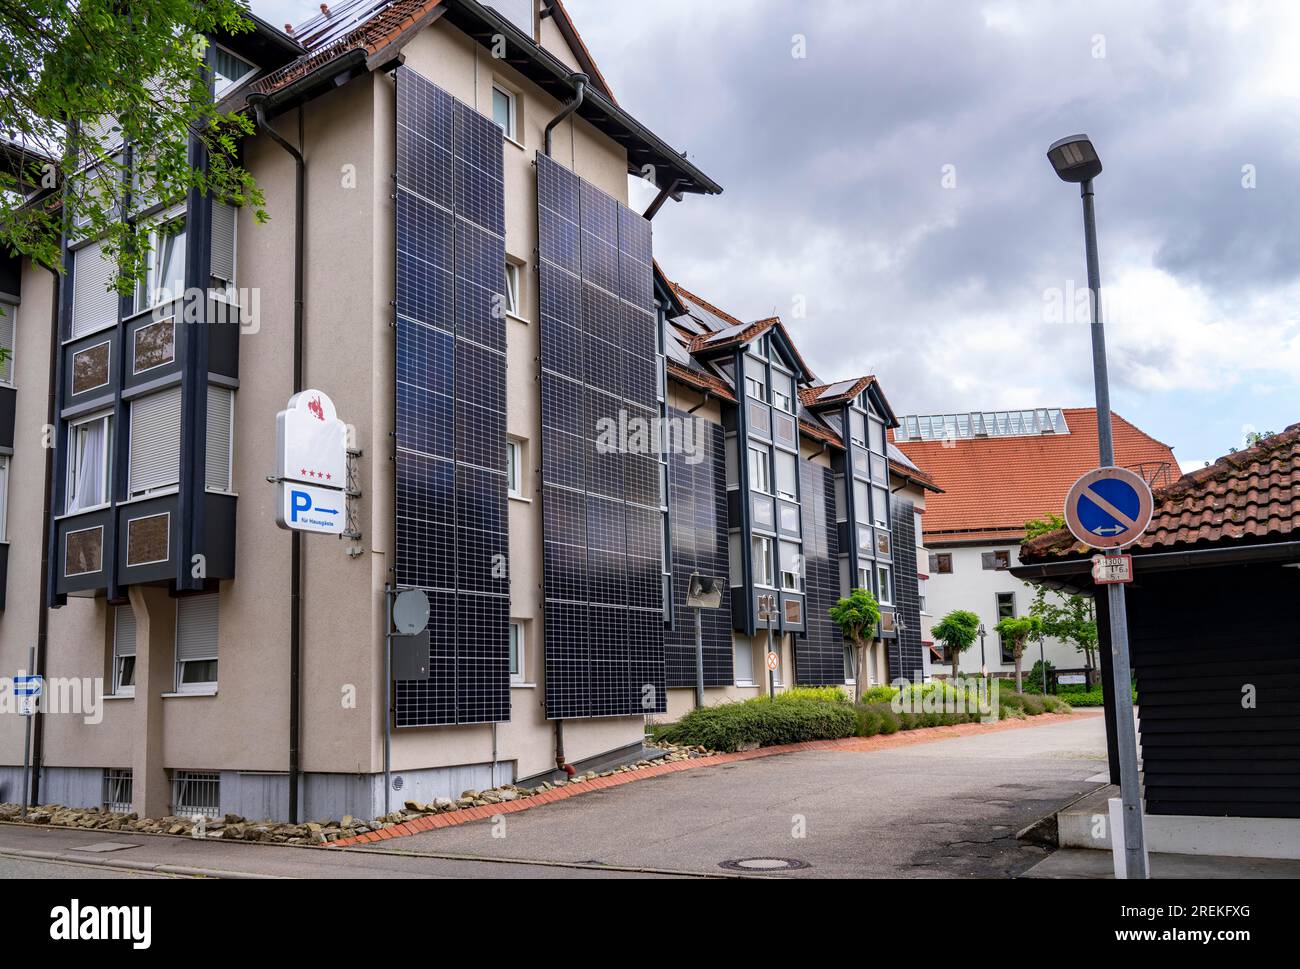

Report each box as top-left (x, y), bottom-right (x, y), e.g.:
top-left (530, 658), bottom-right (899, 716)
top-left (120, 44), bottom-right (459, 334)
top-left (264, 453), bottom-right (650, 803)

top-left (176, 594), bottom-right (219, 662)
top-left (210, 203), bottom-right (236, 283)
top-left (205, 385), bottom-right (233, 491)
top-left (129, 386), bottom-right (182, 494)
top-left (114, 606), bottom-right (136, 658)
top-left (0, 303), bottom-right (14, 384)
top-left (71, 242), bottom-right (119, 339)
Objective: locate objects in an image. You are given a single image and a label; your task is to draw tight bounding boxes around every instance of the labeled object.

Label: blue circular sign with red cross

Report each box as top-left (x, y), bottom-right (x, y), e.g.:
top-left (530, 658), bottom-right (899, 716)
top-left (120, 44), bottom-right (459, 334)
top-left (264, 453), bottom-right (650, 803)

top-left (1063, 466), bottom-right (1154, 550)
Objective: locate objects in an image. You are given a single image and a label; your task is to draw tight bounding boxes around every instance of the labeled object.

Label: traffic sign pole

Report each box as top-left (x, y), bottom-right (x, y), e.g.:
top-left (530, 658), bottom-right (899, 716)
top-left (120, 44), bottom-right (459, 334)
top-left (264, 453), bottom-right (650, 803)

top-left (1080, 177), bottom-right (1148, 879)
top-left (21, 646), bottom-right (35, 819)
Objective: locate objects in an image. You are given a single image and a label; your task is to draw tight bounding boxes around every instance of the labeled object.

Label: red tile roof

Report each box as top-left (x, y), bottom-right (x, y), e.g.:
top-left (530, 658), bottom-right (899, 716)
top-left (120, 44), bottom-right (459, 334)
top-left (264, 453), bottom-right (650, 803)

top-left (799, 377), bottom-right (876, 408)
top-left (1022, 421), bottom-right (1300, 560)
top-left (892, 408), bottom-right (1178, 543)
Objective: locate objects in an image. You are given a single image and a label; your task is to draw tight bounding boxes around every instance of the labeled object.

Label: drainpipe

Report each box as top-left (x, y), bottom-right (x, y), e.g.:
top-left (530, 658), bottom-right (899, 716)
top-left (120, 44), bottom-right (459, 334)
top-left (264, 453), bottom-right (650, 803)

top-left (249, 93), bottom-right (306, 824)
top-left (543, 73), bottom-right (589, 158)
top-left (542, 74), bottom-right (588, 776)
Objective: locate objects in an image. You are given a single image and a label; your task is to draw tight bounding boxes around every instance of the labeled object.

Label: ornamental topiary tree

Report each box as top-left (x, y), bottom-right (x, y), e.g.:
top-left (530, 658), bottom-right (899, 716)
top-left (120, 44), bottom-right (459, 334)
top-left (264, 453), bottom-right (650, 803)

top-left (994, 615), bottom-right (1043, 692)
top-left (829, 587), bottom-right (881, 704)
top-left (931, 609), bottom-right (981, 679)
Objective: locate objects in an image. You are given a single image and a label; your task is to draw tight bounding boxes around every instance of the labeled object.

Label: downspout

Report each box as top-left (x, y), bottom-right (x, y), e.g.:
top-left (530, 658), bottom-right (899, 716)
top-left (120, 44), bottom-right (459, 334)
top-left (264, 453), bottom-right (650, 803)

top-left (542, 73), bottom-right (588, 776)
top-left (249, 93), bottom-right (306, 823)
top-left (543, 73), bottom-right (589, 158)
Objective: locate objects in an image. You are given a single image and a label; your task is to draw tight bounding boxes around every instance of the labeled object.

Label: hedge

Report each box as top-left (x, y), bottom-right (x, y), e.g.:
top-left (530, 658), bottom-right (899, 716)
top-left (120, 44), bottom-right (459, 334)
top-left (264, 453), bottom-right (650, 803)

top-left (654, 696), bottom-right (857, 752)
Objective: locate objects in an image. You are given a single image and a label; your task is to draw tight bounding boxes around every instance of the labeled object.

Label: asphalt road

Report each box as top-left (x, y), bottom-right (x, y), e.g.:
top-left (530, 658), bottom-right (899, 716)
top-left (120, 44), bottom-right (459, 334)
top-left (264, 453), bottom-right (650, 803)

top-left (0, 714), bottom-right (1107, 879)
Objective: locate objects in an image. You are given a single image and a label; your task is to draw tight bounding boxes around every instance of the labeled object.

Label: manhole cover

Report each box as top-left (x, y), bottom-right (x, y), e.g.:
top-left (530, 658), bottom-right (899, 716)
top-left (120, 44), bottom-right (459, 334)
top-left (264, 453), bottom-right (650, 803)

top-left (70, 842), bottom-right (140, 854)
top-left (719, 857), bottom-right (809, 872)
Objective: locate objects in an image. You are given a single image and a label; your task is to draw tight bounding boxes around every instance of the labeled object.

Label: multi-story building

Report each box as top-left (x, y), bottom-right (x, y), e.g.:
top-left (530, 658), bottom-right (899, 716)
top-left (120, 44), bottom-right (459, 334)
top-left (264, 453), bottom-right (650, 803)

top-left (0, 0), bottom-right (936, 823)
top-left (892, 407), bottom-right (1177, 677)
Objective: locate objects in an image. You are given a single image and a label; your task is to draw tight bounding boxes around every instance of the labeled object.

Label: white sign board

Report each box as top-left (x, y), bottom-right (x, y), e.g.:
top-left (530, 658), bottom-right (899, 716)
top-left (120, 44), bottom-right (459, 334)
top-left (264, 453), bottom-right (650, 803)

top-left (1091, 553), bottom-right (1134, 585)
top-left (1063, 466), bottom-right (1154, 550)
top-left (275, 390), bottom-right (348, 535)
top-left (1058, 674), bottom-right (1087, 685)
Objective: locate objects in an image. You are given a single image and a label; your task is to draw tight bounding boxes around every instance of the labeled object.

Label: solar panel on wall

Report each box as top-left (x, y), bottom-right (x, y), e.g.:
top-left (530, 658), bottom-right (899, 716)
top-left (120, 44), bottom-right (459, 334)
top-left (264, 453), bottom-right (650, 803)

top-left (796, 462), bottom-right (847, 686)
top-left (393, 65), bottom-right (510, 727)
top-left (662, 411), bottom-right (732, 688)
top-left (888, 497), bottom-right (925, 684)
top-left (536, 152), bottom-right (667, 718)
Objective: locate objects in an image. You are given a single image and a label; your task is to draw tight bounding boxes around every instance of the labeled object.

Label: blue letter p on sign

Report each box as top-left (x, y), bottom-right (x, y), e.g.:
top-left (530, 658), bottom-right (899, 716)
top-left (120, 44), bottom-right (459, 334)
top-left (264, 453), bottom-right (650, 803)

top-left (291, 489), bottom-right (311, 522)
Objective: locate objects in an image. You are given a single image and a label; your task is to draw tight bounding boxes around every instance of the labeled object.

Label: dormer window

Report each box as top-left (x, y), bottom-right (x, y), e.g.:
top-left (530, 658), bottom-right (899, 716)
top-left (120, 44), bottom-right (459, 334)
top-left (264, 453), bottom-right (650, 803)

top-left (212, 46), bottom-right (257, 98)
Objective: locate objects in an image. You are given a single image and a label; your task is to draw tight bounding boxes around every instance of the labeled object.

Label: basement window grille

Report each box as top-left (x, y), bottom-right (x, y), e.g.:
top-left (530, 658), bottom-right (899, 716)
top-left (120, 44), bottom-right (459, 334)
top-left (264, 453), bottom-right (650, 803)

top-left (171, 770), bottom-right (220, 819)
top-left (102, 768), bottom-right (133, 813)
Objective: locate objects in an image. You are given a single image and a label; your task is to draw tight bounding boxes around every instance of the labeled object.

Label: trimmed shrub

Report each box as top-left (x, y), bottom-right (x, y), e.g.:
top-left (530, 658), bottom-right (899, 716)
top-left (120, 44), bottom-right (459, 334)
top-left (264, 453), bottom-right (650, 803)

top-left (777, 686), bottom-right (848, 705)
top-left (860, 685), bottom-right (900, 704)
top-left (656, 696), bottom-right (857, 752)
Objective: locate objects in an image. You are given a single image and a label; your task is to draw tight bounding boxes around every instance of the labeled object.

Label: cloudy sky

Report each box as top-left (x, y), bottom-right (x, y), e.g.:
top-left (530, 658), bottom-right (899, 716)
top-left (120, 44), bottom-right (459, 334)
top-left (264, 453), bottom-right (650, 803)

top-left (259, 0), bottom-right (1300, 470)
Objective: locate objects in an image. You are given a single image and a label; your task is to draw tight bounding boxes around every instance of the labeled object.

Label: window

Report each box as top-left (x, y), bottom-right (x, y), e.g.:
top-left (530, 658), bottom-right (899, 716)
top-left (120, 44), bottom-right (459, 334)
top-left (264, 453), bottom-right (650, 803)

top-left (918, 576), bottom-right (929, 614)
top-left (176, 593), bottom-right (219, 693)
top-left (982, 550), bottom-right (1011, 571)
top-left (914, 510), bottom-right (924, 544)
top-left (857, 566), bottom-right (871, 592)
top-left (877, 564), bottom-right (893, 604)
top-left (113, 606), bottom-right (136, 696)
top-left (996, 591), bottom-right (1017, 663)
top-left (212, 45), bottom-right (257, 97)
top-left (0, 457), bottom-right (7, 542)
top-left (492, 84), bottom-right (517, 141)
top-left (129, 387), bottom-right (181, 496)
top-left (872, 485), bottom-right (889, 527)
top-left (0, 301), bottom-right (14, 385)
top-left (771, 372), bottom-right (794, 413)
top-left (66, 412), bottom-right (112, 513)
top-left (744, 357), bottom-right (767, 401)
top-left (509, 621), bottom-right (525, 684)
top-left (870, 452), bottom-right (887, 486)
top-left (775, 450), bottom-right (798, 500)
top-left (206, 385), bottom-right (234, 492)
top-left (71, 241), bottom-right (119, 340)
top-left (103, 768), bottom-right (133, 813)
top-left (734, 637), bottom-right (755, 686)
top-left (171, 770), bottom-right (219, 819)
top-left (930, 552), bottom-right (953, 574)
top-left (747, 445), bottom-right (771, 494)
top-left (506, 438), bottom-right (524, 498)
top-left (724, 436), bottom-right (739, 488)
top-left (868, 417), bottom-right (885, 453)
top-left (849, 411), bottom-right (867, 447)
top-left (752, 535), bottom-right (774, 587)
top-left (728, 531), bottom-right (743, 587)
top-left (135, 213), bottom-right (187, 312)
top-left (843, 646), bottom-right (856, 684)
top-left (779, 541), bottom-right (802, 591)
top-left (853, 480), bottom-right (870, 519)
top-left (504, 260), bottom-right (522, 317)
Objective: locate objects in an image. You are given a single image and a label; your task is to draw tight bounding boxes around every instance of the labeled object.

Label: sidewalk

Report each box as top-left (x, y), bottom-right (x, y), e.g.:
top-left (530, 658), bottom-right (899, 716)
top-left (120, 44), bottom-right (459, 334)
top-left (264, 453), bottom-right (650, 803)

top-left (1022, 848), bottom-right (1300, 879)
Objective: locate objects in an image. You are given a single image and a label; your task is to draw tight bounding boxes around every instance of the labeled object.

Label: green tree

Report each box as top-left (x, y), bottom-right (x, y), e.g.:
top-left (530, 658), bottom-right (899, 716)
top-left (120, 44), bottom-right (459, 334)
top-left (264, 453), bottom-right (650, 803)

top-left (931, 609), bottom-right (980, 679)
top-left (1029, 585), bottom-right (1098, 669)
top-left (994, 615), bottom-right (1043, 692)
top-left (829, 587), bottom-right (881, 704)
top-left (1023, 512), bottom-right (1066, 541)
top-left (1, 1), bottom-right (265, 293)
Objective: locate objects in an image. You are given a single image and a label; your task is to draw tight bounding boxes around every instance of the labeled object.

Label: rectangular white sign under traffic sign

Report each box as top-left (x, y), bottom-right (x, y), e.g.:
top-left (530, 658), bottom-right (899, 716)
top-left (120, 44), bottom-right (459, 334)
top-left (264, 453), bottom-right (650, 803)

top-left (1091, 553), bottom-right (1134, 584)
top-left (277, 482), bottom-right (345, 535)
top-left (18, 695), bottom-right (39, 716)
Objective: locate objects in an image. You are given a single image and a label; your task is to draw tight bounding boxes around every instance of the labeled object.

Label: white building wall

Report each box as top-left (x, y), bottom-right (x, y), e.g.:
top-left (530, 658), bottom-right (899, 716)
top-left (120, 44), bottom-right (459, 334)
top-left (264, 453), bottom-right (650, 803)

top-left (923, 542), bottom-right (1090, 678)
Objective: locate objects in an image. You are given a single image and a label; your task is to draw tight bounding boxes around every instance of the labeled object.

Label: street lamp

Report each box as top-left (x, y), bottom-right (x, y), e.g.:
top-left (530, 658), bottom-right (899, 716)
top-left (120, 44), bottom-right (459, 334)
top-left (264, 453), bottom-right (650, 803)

top-left (1047, 132), bottom-right (1148, 879)
top-left (977, 622), bottom-right (987, 677)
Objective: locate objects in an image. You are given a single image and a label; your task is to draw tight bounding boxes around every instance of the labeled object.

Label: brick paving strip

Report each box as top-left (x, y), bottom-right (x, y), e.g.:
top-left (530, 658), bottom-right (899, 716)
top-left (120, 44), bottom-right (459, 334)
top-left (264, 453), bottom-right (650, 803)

top-left (327, 710), bottom-right (1103, 848)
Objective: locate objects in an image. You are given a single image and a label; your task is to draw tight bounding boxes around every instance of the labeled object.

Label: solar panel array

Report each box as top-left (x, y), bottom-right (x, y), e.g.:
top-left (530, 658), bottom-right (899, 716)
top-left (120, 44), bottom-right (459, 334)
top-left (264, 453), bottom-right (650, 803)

top-left (796, 462), bottom-right (846, 686)
top-left (887, 497), bottom-right (925, 683)
top-left (536, 151), bottom-right (667, 718)
top-left (393, 65), bottom-right (510, 727)
top-left (663, 410), bottom-right (732, 688)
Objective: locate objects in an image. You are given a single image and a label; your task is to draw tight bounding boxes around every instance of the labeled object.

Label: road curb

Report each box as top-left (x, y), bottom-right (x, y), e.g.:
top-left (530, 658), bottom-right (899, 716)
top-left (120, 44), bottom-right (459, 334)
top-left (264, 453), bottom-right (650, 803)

top-left (0, 846), bottom-right (287, 879)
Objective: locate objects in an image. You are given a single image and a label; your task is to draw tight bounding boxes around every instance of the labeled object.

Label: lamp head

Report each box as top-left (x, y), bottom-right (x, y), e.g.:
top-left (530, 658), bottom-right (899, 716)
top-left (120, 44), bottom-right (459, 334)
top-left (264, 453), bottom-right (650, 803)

top-left (1047, 134), bottom-right (1102, 183)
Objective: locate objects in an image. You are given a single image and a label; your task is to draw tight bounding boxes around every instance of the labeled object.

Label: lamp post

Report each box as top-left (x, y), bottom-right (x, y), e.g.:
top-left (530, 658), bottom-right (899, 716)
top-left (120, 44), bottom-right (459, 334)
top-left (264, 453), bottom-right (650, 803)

top-left (1047, 133), bottom-right (1148, 879)
top-left (977, 622), bottom-right (987, 678)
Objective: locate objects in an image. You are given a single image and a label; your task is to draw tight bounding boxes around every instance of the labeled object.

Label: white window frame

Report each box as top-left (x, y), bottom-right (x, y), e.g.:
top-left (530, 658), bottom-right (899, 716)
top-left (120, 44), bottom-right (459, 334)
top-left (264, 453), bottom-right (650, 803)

top-left (492, 83), bottom-right (518, 143)
top-left (134, 207), bottom-right (187, 315)
top-left (175, 594), bottom-right (219, 694)
top-left (774, 449), bottom-right (798, 501)
top-left (506, 437), bottom-right (524, 499)
top-left (733, 638), bottom-right (756, 687)
top-left (128, 386), bottom-right (182, 497)
top-left (918, 576), bottom-right (929, 615)
top-left (504, 259), bottom-right (523, 319)
top-left (877, 564), bottom-right (893, 605)
top-left (779, 541), bottom-right (802, 592)
top-left (65, 410), bottom-right (113, 514)
top-left (752, 535), bottom-right (775, 588)
top-left (0, 299), bottom-right (15, 388)
top-left (747, 444), bottom-right (771, 495)
top-left (509, 621), bottom-right (525, 684)
top-left (205, 384), bottom-right (235, 494)
top-left (112, 606), bottom-right (136, 697)
top-left (0, 456), bottom-right (8, 542)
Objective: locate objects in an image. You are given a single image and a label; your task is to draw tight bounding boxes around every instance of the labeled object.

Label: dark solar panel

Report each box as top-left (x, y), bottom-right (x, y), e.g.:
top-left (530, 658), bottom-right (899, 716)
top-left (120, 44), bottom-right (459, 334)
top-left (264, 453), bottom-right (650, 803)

top-left (796, 462), bottom-right (847, 686)
top-left (663, 413), bottom-right (733, 688)
top-left (888, 498), bottom-right (924, 684)
top-left (537, 152), bottom-right (666, 719)
top-left (394, 65), bottom-right (509, 726)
